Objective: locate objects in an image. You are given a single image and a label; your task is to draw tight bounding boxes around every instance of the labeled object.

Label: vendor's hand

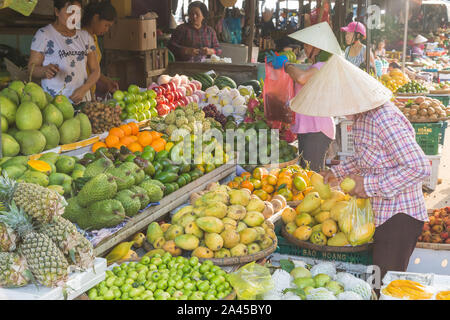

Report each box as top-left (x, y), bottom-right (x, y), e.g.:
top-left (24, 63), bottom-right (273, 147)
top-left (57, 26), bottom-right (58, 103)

top-left (201, 47), bottom-right (215, 56)
top-left (185, 47), bottom-right (200, 56)
top-left (266, 51), bottom-right (288, 69)
top-left (104, 77), bottom-right (119, 93)
top-left (70, 85), bottom-right (88, 105)
top-left (347, 174), bottom-right (369, 199)
top-left (319, 170), bottom-right (339, 188)
top-left (44, 64), bottom-right (59, 79)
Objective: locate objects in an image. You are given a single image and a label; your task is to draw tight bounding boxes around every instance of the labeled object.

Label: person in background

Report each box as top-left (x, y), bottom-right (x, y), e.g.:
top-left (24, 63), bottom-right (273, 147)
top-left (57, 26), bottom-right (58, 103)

top-left (82, 0), bottom-right (118, 98)
top-left (411, 35), bottom-right (428, 59)
top-left (168, 1), bottom-right (222, 62)
top-left (341, 21), bottom-right (374, 69)
top-left (28, 0), bottom-right (100, 104)
top-left (374, 39), bottom-right (386, 59)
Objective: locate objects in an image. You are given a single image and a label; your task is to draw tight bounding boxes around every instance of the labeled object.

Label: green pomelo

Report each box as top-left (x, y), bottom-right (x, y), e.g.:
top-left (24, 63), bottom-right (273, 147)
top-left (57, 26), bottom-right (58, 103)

top-left (39, 123), bottom-right (60, 150)
top-left (75, 113), bottom-right (92, 140)
top-left (59, 118), bottom-right (80, 144)
top-left (1, 133), bottom-right (20, 157)
top-left (15, 130), bottom-right (46, 155)
top-left (21, 82), bottom-right (47, 110)
top-left (1, 116), bottom-right (8, 133)
top-left (15, 101), bottom-right (43, 130)
top-left (0, 88), bottom-right (19, 105)
top-left (0, 96), bottom-right (17, 125)
top-left (8, 80), bottom-right (25, 96)
top-left (53, 95), bottom-right (74, 120)
top-left (43, 103), bottom-right (64, 128)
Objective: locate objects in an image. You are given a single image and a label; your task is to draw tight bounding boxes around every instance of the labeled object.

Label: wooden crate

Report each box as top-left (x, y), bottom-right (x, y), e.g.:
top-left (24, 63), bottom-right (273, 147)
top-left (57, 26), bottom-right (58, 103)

top-left (104, 48), bottom-right (168, 89)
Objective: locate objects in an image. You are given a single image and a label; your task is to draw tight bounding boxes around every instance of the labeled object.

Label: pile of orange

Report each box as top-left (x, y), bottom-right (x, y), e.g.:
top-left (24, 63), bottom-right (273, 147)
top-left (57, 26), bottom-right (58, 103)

top-left (92, 122), bottom-right (167, 153)
top-left (227, 165), bottom-right (315, 202)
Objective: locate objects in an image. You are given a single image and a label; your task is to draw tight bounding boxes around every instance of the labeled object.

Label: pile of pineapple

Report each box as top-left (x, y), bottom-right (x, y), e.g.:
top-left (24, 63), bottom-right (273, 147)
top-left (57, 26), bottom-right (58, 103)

top-left (0, 173), bottom-right (95, 289)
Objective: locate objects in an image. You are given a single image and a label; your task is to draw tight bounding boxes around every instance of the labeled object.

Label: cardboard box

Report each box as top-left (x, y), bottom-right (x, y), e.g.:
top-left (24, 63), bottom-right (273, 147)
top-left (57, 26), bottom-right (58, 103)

top-left (103, 18), bottom-right (157, 51)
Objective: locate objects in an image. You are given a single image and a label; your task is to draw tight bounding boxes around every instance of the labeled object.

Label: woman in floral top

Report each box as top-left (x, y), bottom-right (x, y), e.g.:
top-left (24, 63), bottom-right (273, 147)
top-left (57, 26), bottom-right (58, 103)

top-left (28, 0), bottom-right (100, 104)
top-left (169, 1), bottom-right (222, 62)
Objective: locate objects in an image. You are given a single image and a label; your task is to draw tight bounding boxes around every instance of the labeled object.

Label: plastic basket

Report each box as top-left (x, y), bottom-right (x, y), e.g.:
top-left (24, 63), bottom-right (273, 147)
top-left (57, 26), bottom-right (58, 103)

top-left (412, 122), bottom-right (447, 155)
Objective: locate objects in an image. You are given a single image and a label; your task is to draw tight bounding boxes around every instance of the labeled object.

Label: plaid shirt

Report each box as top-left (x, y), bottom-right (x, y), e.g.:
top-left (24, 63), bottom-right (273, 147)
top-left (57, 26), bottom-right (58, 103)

top-left (169, 23), bottom-right (222, 62)
top-left (331, 102), bottom-right (431, 226)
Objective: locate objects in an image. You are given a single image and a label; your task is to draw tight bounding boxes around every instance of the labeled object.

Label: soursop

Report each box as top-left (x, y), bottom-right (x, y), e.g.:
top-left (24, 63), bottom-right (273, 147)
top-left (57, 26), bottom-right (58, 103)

top-left (337, 291), bottom-right (364, 300)
top-left (310, 262), bottom-right (337, 278)
top-left (335, 272), bottom-right (358, 287)
top-left (344, 278), bottom-right (372, 300)
top-left (77, 173), bottom-right (118, 207)
top-left (306, 287), bottom-right (337, 300)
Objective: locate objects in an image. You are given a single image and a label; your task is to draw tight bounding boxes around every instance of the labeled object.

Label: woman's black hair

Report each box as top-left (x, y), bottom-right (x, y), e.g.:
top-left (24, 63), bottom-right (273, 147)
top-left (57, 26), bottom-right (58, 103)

top-left (188, 1), bottom-right (209, 20)
top-left (82, 1), bottom-right (117, 28)
top-left (54, 0), bottom-right (81, 10)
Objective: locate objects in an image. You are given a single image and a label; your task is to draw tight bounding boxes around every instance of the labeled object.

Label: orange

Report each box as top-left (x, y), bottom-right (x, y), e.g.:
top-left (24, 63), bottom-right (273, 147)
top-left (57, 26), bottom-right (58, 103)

top-left (269, 168), bottom-right (280, 178)
top-left (109, 127), bottom-right (125, 138)
top-left (137, 131), bottom-right (153, 147)
top-left (262, 184), bottom-right (275, 194)
top-left (240, 180), bottom-right (254, 192)
top-left (253, 167), bottom-right (269, 180)
top-left (227, 181), bottom-right (239, 189)
top-left (128, 122), bottom-right (139, 136)
top-left (306, 170), bottom-right (314, 178)
top-left (128, 142), bottom-right (143, 153)
top-left (119, 136), bottom-right (134, 146)
top-left (303, 186), bottom-right (315, 195)
top-left (129, 135), bottom-right (138, 142)
top-left (105, 135), bottom-right (120, 148)
top-left (113, 143), bottom-right (126, 150)
top-left (240, 172), bottom-right (252, 180)
top-left (151, 138), bottom-right (166, 152)
top-left (150, 131), bottom-right (163, 141)
top-left (120, 124), bottom-right (132, 136)
top-left (92, 141), bottom-right (107, 152)
top-left (266, 174), bottom-right (278, 186)
top-left (292, 193), bottom-right (305, 201)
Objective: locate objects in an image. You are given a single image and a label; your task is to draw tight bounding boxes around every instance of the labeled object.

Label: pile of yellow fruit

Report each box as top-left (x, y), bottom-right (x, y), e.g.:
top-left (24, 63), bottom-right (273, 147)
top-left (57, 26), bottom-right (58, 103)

top-left (380, 69), bottom-right (409, 93)
top-left (382, 280), bottom-right (433, 300)
top-left (227, 165), bottom-right (315, 203)
top-left (281, 173), bottom-right (375, 247)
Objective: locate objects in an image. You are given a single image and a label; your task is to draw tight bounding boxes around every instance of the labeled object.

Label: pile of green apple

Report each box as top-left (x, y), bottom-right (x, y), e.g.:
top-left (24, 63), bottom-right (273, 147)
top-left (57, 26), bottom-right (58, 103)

top-left (111, 84), bottom-right (159, 122)
top-left (87, 252), bottom-right (234, 300)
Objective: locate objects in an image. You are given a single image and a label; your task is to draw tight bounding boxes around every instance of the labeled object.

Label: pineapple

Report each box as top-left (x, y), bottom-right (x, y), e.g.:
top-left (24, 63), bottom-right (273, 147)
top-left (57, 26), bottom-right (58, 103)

top-left (0, 202), bottom-right (69, 288)
top-left (38, 216), bottom-right (95, 269)
top-left (0, 252), bottom-right (33, 288)
top-left (0, 173), bottom-right (67, 224)
top-left (0, 222), bottom-right (17, 252)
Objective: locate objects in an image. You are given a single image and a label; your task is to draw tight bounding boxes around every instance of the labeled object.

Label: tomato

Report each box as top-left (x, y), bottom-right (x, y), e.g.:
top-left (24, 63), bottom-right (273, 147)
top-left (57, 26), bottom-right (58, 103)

top-left (167, 279), bottom-right (176, 288)
top-left (166, 287), bottom-right (176, 296)
top-left (140, 256), bottom-right (151, 265)
top-left (113, 277), bottom-right (125, 287)
top-left (199, 264), bottom-right (210, 274)
top-left (189, 257), bottom-right (199, 267)
top-left (175, 280), bottom-right (184, 290)
top-left (151, 272), bottom-right (162, 282)
top-left (103, 289), bottom-right (115, 300)
top-left (183, 282), bottom-right (195, 291)
top-left (197, 281), bottom-right (210, 292)
top-left (204, 272), bottom-right (215, 280)
top-left (157, 279), bottom-right (168, 290)
top-left (105, 276), bottom-right (116, 287)
top-left (127, 271), bottom-right (138, 280)
top-left (150, 257), bottom-right (162, 266)
top-left (204, 293), bottom-right (217, 300)
top-left (87, 288), bottom-right (98, 300)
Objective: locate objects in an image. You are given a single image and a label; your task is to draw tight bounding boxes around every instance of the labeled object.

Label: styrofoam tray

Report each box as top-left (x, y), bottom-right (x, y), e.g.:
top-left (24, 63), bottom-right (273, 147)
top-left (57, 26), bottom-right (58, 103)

top-left (407, 247), bottom-right (450, 275)
top-left (0, 258), bottom-right (107, 300)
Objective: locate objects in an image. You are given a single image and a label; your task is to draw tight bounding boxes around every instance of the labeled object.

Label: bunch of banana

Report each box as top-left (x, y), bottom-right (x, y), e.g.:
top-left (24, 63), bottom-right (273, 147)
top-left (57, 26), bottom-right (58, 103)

top-left (382, 280), bottom-right (433, 300)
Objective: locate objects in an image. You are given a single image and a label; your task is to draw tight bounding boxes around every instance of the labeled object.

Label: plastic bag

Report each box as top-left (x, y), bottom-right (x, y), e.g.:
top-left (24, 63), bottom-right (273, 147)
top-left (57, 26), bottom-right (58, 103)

top-left (263, 62), bottom-right (295, 124)
top-left (7, 0), bottom-right (38, 16)
top-left (338, 197), bottom-right (375, 246)
top-left (228, 261), bottom-right (274, 300)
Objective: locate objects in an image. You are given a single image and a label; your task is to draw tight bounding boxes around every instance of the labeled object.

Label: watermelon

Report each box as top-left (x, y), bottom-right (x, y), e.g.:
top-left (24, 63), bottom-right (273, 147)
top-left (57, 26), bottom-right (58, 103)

top-left (242, 80), bottom-right (262, 96)
top-left (192, 73), bottom-right (215, 90)
top-left (214, 76), bottom-right (237, 90)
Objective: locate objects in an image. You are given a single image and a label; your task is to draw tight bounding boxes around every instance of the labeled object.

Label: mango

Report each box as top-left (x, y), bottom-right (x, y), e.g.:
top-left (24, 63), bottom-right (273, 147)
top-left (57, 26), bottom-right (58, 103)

top-left (146, 222), bottom-right (163, 244)
top-left (144, 249), bottom-right (166, 258)
top-left (222, 217), bottom-right (237, 229)
top-left (265, 228), bottom-right (277, 241)
top-left (348, 223), bottom-right (375, 246)
top-left (196, 216), bottom-right (224, 233)
top-left (227, 204), bottom-right (247, 220)
top-left (243, 211), bottom-right (265, 227)
top-left (236, 221), bottom-right (247, 233)
top-left (321, 219), bottom-right (338, 237)
top-left (295, 213), bottom-right (313, 227)
top-left (172, 206), bottom-right (194, 224)
top-left (162, 240), bottom-right (182, 256)
top-left (340, 177), bottom-right (356, 193)
top-left (315, 211), bottom-right (331, 224)
top-left (229, 189), bottom-right (251, 206)
top-left (327, 232), bottom-right (349, 246)
top-left (285, 222), bottom-right (297, 234)
top-left (184, 221), bottom-right (204, 239)
top-left (311, 224), bottom-right (322, 233)
top-left (214, 248), bottom-right (231, 258)
top-left (330, 201), bottom-right (349, 221)
top-left (164, 224), bottom-right (184, 241)
top-left (178, 213), bottom-right (197, 229)
top-left (259, 235), bottom-right (274, 249)
top-left (281, 207), bottom-right (297, 224)
top-left (230, 243), bottom-right (248, 257)
top-left (192, 246), bottom-right (214, 259)
top-left (338, 211), bottom-right (353, 234)
top-left (293, 226), bottom-right (312, 241)
top-left (152, 236), bottom-right (165, 249)
top-left (174, 234), bottom-right (200, 251)
top-left (204, 233), bottom-right (224, 251)
top-left (220, 229), bottom-right (240, 248)
top-left (160, 223), bottom-right (172, 233)
top-left (247, 242), bottom-right (261, 254)
top-left (204, 202), bottom-right (227, 219)
top-left (296, 192), bottom-right (321, 213)
top-left (310, 231), bottom-right (327, 245)
top-left (310, 173), bottom-right (332, 200)
top-left (239, 228), bottom-right (258, 244)
top-left (246, 197), bottom-right (265, 213)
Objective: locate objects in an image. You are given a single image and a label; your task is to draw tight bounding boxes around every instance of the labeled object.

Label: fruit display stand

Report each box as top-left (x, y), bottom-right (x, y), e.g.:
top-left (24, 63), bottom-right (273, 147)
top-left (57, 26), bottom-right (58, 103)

top-left (93, 163), bottom-right (236, 257)
top-left (278, 225), bottom-right (373, 266)
top-left (0, 258), bottom-right (107, 300)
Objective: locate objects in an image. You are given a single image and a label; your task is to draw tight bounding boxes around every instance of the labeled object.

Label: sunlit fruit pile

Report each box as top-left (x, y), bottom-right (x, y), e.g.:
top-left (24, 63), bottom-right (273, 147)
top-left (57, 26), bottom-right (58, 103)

top-left (396, 80), bottom-right (428, 94)
top-left (227, 165), bottom-right (315, 202)
top-left (87, 253), bottom-right (234, 300)
top-left (394, 96), bottom-right (450, 121)
top-left (418, 207), bottom-right (450, 244)
top-left (380, 69), bottom-right (409, 93)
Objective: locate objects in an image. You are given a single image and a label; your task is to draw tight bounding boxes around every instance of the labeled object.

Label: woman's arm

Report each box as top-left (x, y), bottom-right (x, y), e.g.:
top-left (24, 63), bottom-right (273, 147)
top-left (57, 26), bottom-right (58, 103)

top-left (168, 26), bottom-right (199, 60)
top-left (285, 64), bottom-right (318, 85)
top-left (28, 50), bottom-right (59, 80)
top-left (70, 51), bottom-right (100, 103)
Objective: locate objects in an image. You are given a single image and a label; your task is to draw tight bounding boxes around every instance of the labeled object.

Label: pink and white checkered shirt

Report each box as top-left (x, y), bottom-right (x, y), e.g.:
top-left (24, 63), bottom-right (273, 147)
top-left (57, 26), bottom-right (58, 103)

top-left (331, 102), bottom-right (431, 227)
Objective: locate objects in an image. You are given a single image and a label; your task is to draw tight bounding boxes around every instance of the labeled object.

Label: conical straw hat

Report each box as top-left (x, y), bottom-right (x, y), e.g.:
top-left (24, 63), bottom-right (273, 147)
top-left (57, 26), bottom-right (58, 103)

top-left (289, 54), bottom-right (392, 117)
top-left (288, 22), bottom-right (343, 56)
top-left (413, 34), bottom-right (428, 44)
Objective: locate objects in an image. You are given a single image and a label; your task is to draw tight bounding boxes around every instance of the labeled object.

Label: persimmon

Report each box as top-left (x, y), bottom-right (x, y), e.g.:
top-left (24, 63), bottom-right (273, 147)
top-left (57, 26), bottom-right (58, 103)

top-left (128, 122), bottom-right (139, 135)
top-left (151, 138), bottom-right (166, 152)
top-left (105, 135), bottom-right (120, 148)
top-left (240, 180), bottom-right (254, 192)
top-left (137, 131), bottom-right (153, 147)
top-left (109, 127), bottom-right (125, 138)
top-left (92, 141), bottom-right (107, 152)
top-left (119, 124), bottom-right (132, 136)
top-left (128, 142), bottom-right (143, 153)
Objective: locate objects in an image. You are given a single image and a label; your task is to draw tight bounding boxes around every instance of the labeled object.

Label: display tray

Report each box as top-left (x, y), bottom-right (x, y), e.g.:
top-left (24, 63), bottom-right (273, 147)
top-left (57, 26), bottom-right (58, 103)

top-left (415, 242), bottom-right (450, 250)
top-left (408, 116), bottom-right (450, 123)
top-left (142, 238), bottom-right (277, 267)
top-left (281, 225), bottom-right (373, 253)
top-left (429, 90), bottom-right (450, 95)
top-left (396, 92), bottom-right (430, 97)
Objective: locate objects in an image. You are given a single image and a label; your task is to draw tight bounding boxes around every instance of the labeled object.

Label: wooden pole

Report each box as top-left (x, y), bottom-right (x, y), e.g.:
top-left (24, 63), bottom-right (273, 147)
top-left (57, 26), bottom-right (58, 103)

top-left (248, 0), bottom-right (256, 63)
top-left (366, 0), bottom-right (371, 73)
top-left (298, 0), bottom-right (303, 29)
top-left (402, 0), bottom-right (409, 73)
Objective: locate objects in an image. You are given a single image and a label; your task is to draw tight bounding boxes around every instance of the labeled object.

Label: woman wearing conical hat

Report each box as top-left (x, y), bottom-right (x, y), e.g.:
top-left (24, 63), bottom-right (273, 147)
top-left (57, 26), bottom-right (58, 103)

top-left (290, 22), bottom-right (431, 290)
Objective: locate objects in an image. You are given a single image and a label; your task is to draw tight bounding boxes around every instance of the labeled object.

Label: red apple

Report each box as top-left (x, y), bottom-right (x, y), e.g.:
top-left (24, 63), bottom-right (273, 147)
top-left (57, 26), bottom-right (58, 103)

top-left (423, 223), bottom-right (431, 232)
top-left (156, 104), bottom-right (170, 116)
top-left (446, 238), bottom-right (450, 244)
top-left (188, 83), bottom-right (196, 94)
top-left (165, 92), bottom-right (174, 103)
top-left (180, 96), bottom-right (189, 106)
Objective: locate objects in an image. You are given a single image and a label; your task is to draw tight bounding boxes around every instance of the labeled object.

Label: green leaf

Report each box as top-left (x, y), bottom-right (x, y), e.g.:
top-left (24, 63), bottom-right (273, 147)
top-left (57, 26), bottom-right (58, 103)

top-left (282, 287), bottom-right (306, 299)
top-left (277, 183), bottom-right (287, 191)
top-left (279, 259), bottom-right (295, 273)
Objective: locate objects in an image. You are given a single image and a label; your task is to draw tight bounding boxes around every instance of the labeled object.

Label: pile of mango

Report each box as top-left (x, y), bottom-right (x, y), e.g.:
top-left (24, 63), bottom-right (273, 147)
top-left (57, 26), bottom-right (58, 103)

top-left (282, 174), bottom-right (375, 247)
top-left (380, 69), bottom-right (409, 93)
top-left (227, 165), bottom-right (315, 203)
